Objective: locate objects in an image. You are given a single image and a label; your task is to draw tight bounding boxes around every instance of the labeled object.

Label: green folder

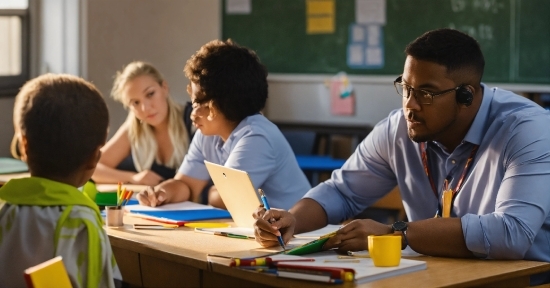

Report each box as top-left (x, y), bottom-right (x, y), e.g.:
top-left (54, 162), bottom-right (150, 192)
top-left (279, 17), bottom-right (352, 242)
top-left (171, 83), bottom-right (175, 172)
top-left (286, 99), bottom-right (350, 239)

top-left (285, 237), bottom-right (330, 256)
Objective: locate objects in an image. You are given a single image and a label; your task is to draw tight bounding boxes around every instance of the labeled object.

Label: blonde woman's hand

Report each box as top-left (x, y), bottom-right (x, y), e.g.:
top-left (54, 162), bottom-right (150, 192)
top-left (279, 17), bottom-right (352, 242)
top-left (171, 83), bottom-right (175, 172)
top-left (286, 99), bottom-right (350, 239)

top-left (136, 186), bottom-right (167, 207)
top-left (131, 170), bottom-right (163, 185)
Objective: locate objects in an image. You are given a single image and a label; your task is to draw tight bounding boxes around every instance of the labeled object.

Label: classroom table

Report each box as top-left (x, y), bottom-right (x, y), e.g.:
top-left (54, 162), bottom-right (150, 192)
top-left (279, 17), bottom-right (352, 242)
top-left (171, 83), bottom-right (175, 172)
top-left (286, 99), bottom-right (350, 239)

top-left (107, 215), bottom-right (550, 288)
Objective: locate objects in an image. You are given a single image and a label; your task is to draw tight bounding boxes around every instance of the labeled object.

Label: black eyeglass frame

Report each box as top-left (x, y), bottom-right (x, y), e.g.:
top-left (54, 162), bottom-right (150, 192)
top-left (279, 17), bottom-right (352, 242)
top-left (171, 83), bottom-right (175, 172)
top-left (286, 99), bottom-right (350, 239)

top-left (394, 75), bottom-right (462, 105)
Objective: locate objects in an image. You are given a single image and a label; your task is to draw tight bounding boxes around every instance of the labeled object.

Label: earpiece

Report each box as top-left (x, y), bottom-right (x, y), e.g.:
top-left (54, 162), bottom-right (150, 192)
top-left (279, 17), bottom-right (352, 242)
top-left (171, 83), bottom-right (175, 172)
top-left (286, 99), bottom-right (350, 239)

top-left (456, 86), bottom-right (473, 106)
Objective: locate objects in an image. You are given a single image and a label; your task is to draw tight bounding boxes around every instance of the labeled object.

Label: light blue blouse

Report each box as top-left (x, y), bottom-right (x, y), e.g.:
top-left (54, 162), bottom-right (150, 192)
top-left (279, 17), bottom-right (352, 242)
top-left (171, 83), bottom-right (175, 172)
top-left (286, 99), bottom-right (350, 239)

top-left (178, 114), bottom-right (311, 210)
top-left (306, 84), bottom-right (550, 283)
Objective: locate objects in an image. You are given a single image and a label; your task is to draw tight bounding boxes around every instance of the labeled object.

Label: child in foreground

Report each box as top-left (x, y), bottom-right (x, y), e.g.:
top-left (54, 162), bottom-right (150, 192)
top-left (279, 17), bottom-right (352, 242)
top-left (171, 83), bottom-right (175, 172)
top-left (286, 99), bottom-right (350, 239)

top-left (0, 74), bottom-right (122, 287)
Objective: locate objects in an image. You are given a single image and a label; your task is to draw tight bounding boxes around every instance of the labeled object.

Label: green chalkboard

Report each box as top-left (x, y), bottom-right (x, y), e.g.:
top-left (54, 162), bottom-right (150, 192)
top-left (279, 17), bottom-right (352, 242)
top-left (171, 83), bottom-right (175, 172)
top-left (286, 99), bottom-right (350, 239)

top-left (222, 0), bottom-right (550, 84)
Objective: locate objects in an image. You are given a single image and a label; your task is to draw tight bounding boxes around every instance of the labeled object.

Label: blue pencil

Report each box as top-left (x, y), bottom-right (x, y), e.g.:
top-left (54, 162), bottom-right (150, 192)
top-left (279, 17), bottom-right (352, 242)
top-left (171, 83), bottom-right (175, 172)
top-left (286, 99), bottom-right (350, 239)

top-left (258, 188), bottom-right (286, 250)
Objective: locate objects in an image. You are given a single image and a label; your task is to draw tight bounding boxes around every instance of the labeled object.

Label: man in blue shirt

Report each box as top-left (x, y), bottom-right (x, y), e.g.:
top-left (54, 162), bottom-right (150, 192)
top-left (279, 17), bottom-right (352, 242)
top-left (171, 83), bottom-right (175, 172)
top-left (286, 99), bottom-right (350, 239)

top-left (254, 28), bottom-right (550, 284)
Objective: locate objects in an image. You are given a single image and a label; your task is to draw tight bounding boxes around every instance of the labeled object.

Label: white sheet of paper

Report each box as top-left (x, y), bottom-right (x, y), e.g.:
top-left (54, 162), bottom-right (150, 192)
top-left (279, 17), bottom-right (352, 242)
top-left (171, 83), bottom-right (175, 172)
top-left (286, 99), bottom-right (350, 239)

top-left (293, 224), bottom-right (341, 239)
top-left (125, 201), bottom-right (215, 212)
top-left (226, 0), bottom-right (251, 14)
top-left (356, 0), bottom-right (386, 24)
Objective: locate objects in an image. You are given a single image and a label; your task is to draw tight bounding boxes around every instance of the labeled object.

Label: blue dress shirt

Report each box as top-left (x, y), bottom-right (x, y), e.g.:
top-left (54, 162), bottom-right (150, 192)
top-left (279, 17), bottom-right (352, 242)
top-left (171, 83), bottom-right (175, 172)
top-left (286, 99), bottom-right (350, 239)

top-left (178, 114), bottom-right (311, 210)
top-left (305, 84), bottom-right (550, 282)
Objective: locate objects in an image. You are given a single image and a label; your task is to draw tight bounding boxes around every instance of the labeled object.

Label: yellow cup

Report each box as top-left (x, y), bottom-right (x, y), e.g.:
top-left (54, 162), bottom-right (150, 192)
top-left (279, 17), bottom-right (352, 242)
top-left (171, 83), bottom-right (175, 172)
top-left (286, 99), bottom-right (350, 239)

top-left (367, 235), bottom-right (401, 267)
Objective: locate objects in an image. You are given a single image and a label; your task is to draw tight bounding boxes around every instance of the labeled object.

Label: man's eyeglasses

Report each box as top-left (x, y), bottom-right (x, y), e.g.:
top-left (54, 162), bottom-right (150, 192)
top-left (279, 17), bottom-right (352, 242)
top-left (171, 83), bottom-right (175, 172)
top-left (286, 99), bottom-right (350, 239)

top-left (394, 75), bottom-right (461, 105)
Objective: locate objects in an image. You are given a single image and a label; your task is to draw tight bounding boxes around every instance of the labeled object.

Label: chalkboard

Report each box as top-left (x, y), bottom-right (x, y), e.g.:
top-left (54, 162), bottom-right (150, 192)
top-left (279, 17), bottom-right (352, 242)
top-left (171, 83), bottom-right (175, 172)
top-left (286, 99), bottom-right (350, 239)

top-left (222, 0), bottom-right (550, 84)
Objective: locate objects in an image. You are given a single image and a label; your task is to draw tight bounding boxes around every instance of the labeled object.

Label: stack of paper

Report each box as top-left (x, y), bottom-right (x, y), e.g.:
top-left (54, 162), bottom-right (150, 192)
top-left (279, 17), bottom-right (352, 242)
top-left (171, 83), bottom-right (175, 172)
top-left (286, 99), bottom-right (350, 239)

top-left (126, 201), bottom-right (231, 225)
top-left (214, 250), bottom-right (426, 284)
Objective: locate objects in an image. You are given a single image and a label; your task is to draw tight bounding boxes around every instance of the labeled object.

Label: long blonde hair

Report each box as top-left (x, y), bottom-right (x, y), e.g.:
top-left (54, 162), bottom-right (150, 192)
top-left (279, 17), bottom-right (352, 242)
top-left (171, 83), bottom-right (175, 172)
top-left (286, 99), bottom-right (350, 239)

top-left (111, 61), bottom-right (189, 171)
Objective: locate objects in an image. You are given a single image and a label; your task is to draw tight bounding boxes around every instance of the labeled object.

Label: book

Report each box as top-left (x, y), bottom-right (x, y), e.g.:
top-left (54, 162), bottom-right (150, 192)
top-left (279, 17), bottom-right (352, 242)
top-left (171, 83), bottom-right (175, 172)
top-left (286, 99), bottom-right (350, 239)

top-left (273, 250), bottom-right (427, 284)
top-left (125, 201), bottom-right (230, 226)
top-left (24, 256), bottom-right (72, 288)
top-left (129, 209), bottom-right (231, 225)
top-left (0, 157), bottom-right (28, 174)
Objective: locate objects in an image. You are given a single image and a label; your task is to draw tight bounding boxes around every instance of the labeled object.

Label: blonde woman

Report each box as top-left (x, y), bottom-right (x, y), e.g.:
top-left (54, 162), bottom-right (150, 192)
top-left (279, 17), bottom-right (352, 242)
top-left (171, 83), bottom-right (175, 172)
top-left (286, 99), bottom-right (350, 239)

top-left (92, 61), bottom-right (192, 185)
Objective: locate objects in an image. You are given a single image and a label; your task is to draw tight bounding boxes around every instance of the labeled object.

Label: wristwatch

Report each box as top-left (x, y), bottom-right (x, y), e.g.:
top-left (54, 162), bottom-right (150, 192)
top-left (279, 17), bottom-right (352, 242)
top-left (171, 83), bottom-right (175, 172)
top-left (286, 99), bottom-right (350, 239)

top-left (391, 221), bottom-right (409, 250)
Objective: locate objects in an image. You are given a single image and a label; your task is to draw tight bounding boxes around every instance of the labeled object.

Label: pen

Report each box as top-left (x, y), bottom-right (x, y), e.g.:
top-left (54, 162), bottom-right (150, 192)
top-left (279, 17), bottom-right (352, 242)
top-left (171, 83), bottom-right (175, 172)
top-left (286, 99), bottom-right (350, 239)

top-left (214, 232), bottom-right (254, 239)
top-left (258, 188), bottom-right (286, 250)
top-left (133, 224), bottom-right (179, 230)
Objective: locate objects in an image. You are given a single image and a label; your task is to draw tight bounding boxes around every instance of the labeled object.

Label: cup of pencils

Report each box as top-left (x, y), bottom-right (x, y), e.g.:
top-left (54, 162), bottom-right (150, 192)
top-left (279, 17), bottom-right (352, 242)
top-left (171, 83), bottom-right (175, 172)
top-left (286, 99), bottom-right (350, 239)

top-left (106, 183), bottom-right (134, 227)
top-left (106, 206), bottom-right (124, 227)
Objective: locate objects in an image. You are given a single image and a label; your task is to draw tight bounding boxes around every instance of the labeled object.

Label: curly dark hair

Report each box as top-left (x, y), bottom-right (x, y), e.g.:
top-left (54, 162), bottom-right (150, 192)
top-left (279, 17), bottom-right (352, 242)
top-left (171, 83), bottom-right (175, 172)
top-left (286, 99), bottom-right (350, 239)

top-left (405, 28), bottom-right (485, 84)
top-left (13, 74), bottom-right (109, 177)
top-left (184, 39), bottom-right (268, 123)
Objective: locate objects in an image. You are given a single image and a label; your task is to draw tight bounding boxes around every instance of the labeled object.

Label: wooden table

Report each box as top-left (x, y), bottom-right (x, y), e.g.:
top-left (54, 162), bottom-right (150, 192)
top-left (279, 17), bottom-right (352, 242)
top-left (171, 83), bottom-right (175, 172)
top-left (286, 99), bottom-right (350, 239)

top-left (107, 216), bottom-right (550, 288)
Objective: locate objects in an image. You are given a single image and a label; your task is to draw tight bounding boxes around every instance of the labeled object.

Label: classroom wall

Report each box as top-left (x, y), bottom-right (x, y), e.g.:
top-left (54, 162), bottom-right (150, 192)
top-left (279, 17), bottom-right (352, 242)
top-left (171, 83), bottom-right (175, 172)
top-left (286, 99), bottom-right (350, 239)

top-left (0, 0), bottom-right (220, 157)
top-left (266, 74), bottom-right (401, 126)
top-left (86, 0), bottom-right (221, 136)
top-left (1, 1), bottom-right (548, 158)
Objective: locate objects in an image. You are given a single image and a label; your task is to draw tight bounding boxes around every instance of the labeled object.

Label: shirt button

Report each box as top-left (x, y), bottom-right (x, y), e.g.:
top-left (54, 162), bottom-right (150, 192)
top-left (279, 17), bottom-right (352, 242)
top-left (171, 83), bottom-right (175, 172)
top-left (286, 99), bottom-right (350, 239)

top-left (451, 159), bottom-right (456, 164)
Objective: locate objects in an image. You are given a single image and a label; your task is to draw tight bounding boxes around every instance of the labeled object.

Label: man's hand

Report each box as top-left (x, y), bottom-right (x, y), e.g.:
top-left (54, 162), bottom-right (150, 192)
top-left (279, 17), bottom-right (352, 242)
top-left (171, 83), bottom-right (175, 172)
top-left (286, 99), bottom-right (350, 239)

top-left (136, 186), bottom-right (167, 207)
top-left (253, 207), bottom-right (296, 247)
top-left (323, 219), bottom-right (392, 252)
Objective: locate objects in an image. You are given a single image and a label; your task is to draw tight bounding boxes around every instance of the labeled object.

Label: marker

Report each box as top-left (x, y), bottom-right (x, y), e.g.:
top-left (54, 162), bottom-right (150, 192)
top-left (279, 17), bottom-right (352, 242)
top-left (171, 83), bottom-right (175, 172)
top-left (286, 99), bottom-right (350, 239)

top-left (214, 232), bottom-right (254, 239)
top-left (230, 257), bottom-right (273, 267)
top-left (258, 188), bottom-right (286, 250)
top-left (133, 224), bottom-right (179, 230)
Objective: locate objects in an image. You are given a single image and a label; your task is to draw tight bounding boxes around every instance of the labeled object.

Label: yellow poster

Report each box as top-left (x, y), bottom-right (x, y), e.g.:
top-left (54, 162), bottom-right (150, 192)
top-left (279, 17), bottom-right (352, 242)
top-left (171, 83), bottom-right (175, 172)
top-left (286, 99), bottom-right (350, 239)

top-left (306, 0), bottom-right (335, 34)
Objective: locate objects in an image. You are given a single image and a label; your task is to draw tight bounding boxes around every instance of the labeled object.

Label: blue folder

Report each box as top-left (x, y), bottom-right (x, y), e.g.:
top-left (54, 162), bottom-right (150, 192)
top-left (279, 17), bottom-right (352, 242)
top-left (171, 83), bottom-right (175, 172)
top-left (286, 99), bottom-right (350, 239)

top-left (0, 157), bottom-right (28, 174)
top-left (130, 209), bottom-right (231, 224)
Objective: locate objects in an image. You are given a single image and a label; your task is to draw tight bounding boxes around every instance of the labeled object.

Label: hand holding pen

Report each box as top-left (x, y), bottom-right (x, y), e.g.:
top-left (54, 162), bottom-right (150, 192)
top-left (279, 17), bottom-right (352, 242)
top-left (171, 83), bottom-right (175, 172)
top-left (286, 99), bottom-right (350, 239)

top-left (258, 189), bottom-right (286, 250)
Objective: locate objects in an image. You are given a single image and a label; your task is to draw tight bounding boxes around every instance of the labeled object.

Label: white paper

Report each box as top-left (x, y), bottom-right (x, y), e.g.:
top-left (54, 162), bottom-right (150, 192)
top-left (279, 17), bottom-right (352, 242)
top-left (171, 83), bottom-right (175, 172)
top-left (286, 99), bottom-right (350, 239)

top-left (95, 183), bottom-right (148, 192)
top-left (293, 224), bottom-right (341, 239)
top-left (348, 44), bottom-right (364, 65)
top-left (226, 0), bottom-right (251, 14)
top-left (366, 47), bottom-right (383, 65)
top-left (351, 25), bottom-right (365, 42)
top-left (125, 201), bottom-right (215, 212)
top-left (356, 0), bottom-right (386, 24)
top-left (367, 25), bottom-right (381, 46)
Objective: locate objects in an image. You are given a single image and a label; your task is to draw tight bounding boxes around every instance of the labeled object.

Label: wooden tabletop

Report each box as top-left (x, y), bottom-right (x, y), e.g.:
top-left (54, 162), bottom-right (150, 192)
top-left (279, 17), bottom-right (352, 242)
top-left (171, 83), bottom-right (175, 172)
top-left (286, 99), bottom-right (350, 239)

top-left (107, 215), bottom-right (550, 287)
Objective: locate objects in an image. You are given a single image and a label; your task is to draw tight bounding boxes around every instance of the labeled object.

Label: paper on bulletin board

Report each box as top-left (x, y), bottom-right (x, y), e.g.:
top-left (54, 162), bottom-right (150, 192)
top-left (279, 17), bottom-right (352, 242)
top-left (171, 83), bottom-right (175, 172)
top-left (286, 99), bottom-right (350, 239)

top-left (306, 0), bottom-right (335, 34)
top-left (226, 0), bottom-right (251, 15)
top-left (356, 0), bottom-right (386, 24)
top-left (329, 72), bottom-right (355, 115)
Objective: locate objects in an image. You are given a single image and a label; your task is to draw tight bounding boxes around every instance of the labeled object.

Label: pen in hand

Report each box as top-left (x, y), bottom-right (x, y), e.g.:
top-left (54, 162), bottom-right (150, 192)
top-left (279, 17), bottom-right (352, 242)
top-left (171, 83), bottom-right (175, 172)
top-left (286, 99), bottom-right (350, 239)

top-left (258, 188), bottom-right (286, 250)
